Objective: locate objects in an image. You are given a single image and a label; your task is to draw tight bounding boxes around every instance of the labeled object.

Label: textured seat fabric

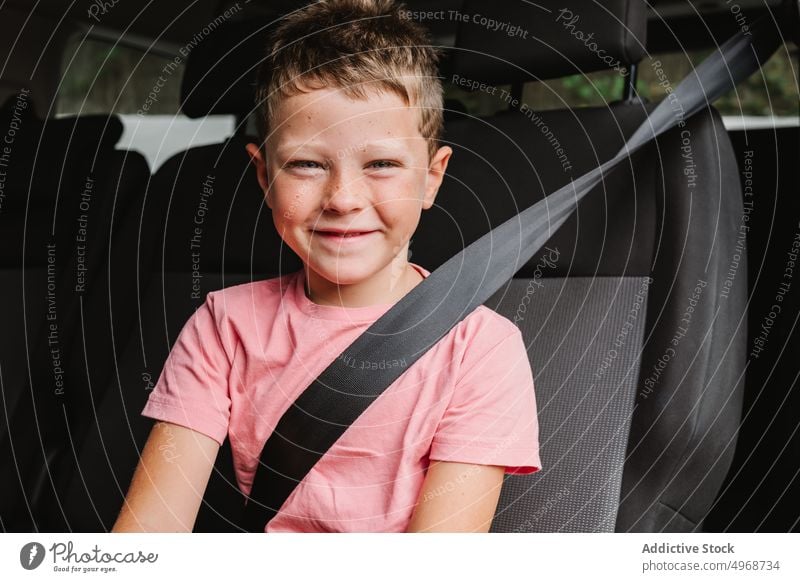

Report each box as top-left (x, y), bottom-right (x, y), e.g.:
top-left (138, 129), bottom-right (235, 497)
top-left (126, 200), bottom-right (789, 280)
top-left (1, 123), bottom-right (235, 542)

top-left (486, 277), bottom-right (649, 532)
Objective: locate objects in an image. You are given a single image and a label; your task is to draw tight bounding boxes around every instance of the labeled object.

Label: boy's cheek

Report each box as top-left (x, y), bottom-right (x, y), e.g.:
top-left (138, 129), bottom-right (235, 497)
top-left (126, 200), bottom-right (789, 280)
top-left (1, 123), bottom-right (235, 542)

top-left (269, 186), bottom-right (313, 224)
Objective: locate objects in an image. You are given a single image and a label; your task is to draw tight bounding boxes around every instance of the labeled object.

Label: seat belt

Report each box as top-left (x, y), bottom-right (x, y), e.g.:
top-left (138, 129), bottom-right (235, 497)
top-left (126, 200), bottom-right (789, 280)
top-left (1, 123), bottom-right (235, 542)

top-left (241, 14), bottom-right (783, 531)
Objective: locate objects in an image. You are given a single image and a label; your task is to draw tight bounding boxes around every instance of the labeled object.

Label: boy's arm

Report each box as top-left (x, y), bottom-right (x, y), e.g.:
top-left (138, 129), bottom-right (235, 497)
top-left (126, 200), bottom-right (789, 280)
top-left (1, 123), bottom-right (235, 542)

top-left (406, 460), bottom-right (505, 532)
top-left (112, 421), bottom-right (220, 532)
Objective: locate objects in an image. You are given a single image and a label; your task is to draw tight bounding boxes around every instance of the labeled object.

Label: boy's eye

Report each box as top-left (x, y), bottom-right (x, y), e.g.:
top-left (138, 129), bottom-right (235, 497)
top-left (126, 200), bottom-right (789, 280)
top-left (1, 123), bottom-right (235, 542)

top-left (368, 160), bottom-right (398, 169)
top-left (282, 159), bottom-right (399, 171)
top-left (284, 160), bottom-right (324, 170)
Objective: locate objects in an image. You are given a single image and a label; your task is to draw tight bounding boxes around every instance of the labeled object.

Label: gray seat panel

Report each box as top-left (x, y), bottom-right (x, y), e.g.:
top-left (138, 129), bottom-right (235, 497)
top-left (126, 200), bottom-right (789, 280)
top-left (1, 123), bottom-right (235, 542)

top-left (486, 276), bottom-right (649, 532)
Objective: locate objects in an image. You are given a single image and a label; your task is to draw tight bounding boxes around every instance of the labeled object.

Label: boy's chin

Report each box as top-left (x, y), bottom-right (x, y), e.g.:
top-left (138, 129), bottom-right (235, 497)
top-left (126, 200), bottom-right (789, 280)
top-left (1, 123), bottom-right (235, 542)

top-left (307, 258), bottom-right (391, 286)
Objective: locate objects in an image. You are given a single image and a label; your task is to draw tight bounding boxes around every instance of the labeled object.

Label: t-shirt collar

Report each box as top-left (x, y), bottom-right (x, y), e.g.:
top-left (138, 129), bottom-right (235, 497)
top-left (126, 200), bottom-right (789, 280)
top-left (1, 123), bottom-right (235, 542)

top-left (290, 262), bottom-right (430, 322)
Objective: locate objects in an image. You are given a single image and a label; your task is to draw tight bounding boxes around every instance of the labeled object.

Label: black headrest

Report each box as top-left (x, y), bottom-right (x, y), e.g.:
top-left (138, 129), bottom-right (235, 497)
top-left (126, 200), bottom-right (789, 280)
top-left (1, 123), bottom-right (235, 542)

top-left (0, 101), bottom-right (125, 266)
top-left (180, 20), bottom-right (274, 118)
top-left (50, 114), bottom-right (124, 152)
top-left (449, 0), bottom-right (648, 85)
top-left (0, 91), bottom-right (37, 123)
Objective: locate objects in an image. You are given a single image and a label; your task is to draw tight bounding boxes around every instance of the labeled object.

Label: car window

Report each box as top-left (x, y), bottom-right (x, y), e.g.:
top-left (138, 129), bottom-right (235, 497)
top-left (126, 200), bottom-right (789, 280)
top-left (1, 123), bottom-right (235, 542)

top-left (444, 42), bottom-right (798, 126)
top-left (57, 34), bottom-right (184, 116)
top-left (56, 32), bottom-right (235, 171)
top-left (637, 42), bottom-right (798, 126)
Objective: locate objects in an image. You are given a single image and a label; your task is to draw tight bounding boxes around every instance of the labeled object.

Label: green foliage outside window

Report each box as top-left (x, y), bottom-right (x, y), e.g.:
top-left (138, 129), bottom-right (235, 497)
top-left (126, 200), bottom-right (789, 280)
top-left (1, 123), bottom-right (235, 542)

top-left (444, 43), bottom-right (798, 117)
top-left (58, 35), bottom-right (183, 116)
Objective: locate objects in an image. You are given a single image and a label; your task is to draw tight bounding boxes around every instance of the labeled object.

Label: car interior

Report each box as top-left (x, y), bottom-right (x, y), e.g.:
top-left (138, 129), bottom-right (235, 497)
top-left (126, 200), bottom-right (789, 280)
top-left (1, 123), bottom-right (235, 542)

top-left (0, 0), bottom-right (798, 533)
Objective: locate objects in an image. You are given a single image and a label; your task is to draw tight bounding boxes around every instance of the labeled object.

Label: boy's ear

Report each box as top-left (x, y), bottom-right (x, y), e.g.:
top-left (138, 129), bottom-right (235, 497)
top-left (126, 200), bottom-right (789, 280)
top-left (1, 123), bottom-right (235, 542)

top-left (245, 142), bottom-right (271, 207)
top-left (422, 145), bottom-right (453, 210)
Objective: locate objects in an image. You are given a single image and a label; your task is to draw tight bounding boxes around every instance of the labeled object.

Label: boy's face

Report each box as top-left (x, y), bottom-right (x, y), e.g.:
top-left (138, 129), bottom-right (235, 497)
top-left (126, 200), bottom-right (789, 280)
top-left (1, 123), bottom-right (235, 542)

top-left (246, 86), bottom-right (451, 291)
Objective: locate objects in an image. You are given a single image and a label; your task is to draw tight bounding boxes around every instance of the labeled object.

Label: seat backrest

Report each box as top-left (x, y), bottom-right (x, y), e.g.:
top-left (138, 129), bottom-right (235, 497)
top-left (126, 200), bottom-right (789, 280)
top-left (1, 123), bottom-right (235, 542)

top-left (0, 92), bottom-right (150, 531)
top-left (704, 124), bottom-right (800, 532)
top-left (440, 0), bottom-right (747, 532)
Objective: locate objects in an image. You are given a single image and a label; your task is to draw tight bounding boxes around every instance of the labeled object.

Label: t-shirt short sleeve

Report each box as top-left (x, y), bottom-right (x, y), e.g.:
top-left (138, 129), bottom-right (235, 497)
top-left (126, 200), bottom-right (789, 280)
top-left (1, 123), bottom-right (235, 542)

top-left (429, 319), bottom-right (542, 475)
top-left (141, 294), bottom-right (233, 446)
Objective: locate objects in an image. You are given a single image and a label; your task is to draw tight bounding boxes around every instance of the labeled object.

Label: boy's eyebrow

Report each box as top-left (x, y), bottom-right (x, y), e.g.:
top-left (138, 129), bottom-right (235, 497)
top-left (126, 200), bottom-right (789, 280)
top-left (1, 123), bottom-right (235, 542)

top-left (274, 139), bottom-right (414, 158)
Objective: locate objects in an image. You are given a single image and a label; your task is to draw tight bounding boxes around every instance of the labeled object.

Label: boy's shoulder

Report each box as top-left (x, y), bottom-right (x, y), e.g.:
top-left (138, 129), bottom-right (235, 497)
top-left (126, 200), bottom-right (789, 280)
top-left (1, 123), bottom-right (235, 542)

top-left (208, 272), bottom-right (294, 294)
top-left (203, 271), bottom-right (299, 315)
top-left (460, 304), bottom-right (523, 343)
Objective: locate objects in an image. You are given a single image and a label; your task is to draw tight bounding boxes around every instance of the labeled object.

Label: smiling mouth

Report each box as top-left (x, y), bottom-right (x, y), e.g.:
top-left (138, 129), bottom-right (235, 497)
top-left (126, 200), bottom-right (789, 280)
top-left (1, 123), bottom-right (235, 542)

top-left (311, 230), bottom-right (378, 240)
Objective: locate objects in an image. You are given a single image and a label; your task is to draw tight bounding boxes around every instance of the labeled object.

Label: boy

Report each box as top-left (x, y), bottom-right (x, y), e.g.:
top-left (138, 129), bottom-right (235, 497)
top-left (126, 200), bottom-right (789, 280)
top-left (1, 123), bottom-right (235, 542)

top-left (114, 0), bottom-right (540, 533)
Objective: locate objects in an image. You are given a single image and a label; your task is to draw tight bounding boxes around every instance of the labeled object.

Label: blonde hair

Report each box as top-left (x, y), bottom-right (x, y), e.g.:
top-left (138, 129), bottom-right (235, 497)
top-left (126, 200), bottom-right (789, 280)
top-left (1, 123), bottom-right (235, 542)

top-left (254, 0), bottom-right (444, 159)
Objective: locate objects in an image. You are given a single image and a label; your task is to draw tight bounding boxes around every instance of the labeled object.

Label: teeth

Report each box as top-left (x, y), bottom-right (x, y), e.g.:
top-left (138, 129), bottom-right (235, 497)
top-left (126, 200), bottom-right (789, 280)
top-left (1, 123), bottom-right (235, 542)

top-left (319, 231), bottom-right (366, 237)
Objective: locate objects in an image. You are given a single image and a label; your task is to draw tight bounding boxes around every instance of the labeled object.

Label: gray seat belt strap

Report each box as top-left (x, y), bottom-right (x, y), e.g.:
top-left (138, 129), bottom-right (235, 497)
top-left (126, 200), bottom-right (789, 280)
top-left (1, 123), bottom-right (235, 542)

top-left (242, 14), bottom-right (782, 531)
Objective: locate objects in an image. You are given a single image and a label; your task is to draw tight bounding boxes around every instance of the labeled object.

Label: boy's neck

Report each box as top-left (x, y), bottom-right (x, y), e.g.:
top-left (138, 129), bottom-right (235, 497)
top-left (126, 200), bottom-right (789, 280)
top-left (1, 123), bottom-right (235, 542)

top-left (303, 260), bottom-right (424, 308)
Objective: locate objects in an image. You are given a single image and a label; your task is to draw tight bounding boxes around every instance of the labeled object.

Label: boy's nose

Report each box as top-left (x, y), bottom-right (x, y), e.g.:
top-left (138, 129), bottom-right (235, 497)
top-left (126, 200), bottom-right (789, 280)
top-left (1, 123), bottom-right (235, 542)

top-left (321, 171), bottom-right (368, 214)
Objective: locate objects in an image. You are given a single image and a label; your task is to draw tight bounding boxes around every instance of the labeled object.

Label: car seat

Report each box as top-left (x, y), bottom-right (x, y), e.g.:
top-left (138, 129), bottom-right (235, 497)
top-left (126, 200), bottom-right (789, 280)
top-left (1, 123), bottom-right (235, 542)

top-left (437, 0), bottom-right (748, 532)
top-left (0, 94), bottom-right (150, 531)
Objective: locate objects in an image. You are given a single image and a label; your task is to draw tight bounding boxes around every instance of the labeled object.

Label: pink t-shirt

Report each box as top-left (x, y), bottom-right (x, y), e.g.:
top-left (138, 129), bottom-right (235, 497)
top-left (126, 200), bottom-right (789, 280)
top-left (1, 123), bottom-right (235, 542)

top-left (141, 262), bottom-right (541, 532)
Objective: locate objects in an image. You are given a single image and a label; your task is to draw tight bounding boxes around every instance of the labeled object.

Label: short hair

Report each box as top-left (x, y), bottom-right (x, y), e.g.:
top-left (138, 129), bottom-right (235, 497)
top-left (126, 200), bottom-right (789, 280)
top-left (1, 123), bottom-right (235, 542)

top-left (254, 0), bottom-right (444, 160)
